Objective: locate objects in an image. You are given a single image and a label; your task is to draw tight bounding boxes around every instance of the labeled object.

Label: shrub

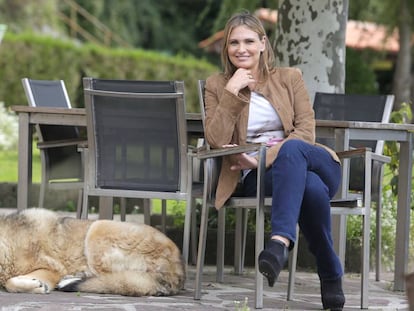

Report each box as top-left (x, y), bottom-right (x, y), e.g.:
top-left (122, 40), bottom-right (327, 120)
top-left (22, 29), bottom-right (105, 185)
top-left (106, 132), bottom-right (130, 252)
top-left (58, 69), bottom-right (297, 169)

top-left (0, 102), bottom-right (18, 151)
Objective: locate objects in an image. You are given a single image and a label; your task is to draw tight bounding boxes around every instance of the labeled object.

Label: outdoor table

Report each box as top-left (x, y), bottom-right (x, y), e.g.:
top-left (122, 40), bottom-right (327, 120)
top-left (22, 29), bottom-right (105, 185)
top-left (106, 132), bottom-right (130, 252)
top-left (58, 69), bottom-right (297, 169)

top-left (11, 105), bottom-right (414, 291)
top-left (316, 119), bottom-right (414, 291)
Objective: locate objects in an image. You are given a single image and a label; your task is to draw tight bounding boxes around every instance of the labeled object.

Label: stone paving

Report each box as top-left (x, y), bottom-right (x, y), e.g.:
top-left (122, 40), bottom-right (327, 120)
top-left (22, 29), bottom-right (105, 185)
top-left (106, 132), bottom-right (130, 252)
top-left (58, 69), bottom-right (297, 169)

top-left (0, 209), bottom-right (410, 310)
top-left (0, 266), bottom-right (410, 311)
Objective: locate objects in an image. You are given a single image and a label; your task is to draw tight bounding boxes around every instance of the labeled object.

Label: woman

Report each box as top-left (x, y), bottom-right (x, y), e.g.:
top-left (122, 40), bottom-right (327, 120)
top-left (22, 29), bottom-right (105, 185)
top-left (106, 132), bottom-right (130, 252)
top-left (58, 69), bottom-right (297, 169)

top-left (203, 11), bottom-right (345, 310)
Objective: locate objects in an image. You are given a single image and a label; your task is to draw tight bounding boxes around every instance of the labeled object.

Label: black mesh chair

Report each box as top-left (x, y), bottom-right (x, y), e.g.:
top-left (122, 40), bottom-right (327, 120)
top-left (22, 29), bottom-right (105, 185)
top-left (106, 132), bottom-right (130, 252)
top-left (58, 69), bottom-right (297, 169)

top-left (313, 92), bottom-right (394, 282)
top-left (81, 77), bottom-right (194, 264)
top-left (21, 78), bottom-right (85, 212)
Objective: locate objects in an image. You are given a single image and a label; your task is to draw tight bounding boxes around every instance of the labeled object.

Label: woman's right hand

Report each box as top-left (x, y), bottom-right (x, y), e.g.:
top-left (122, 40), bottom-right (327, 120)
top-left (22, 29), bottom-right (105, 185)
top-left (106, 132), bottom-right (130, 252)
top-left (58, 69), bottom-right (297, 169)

top-left (225, 68), bottom-right (255, 95)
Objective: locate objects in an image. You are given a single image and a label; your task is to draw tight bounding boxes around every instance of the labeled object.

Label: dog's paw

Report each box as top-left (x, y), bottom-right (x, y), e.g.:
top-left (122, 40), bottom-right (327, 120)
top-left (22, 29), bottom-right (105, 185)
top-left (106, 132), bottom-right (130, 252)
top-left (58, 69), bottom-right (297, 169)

top-left (6, 276), bottom-right (50, 294)
top-left (57, 275), bottom-right (83, 292)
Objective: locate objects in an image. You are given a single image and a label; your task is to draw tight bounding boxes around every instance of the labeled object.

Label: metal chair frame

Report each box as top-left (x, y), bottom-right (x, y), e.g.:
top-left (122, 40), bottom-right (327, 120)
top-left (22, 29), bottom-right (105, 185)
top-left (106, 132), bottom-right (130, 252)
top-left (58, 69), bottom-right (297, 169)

top-left (81, 77), bottom-right (194, 265)
top-left (195, 80), bottom-right (390, 309)
top-left (313, 92), bottom-right (394, 282)
top-left (21, 78), bottom-right (85, 212)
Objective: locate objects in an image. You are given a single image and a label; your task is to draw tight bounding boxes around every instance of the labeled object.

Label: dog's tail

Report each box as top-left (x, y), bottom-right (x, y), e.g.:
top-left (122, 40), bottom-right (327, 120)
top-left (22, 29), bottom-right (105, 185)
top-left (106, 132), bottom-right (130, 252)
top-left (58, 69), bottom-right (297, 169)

top-left (57, 270), bottom-right (185, 296)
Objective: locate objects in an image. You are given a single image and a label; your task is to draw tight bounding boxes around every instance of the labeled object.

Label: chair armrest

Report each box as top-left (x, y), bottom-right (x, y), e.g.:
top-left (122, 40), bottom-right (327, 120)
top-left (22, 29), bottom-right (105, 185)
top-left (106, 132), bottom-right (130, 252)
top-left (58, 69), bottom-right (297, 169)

top-left (37, 138), bottom-right (87, 149)
top-left (191, 143), bottom-right (264, 160)
top-left (336, 147), bottom-right (390, 163)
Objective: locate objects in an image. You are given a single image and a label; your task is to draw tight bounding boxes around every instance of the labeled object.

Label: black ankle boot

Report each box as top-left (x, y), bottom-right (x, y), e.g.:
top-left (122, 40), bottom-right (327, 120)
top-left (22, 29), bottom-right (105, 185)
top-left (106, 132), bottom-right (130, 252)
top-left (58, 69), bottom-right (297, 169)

top-left (258, 239), bottom-right (288, 287)
top-left (320, 278), bottom-right (345, 310)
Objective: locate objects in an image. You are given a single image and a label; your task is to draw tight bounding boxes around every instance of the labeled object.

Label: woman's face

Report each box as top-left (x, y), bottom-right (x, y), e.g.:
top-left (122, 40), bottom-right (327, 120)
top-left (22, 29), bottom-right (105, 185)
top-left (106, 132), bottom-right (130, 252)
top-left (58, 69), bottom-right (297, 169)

top-left (227, 25), bottom-right (265, 73)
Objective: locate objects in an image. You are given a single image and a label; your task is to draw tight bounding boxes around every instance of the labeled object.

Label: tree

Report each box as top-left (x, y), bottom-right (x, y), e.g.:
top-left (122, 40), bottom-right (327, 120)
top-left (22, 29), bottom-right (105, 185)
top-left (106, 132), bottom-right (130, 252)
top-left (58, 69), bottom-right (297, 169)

top-left (392, 0), bottom-right (413, 110)
top-left (274, 0), bottom-right (348, 100)
top-left (349, 0), bottom-right (413, 114)
top-left (0, 0), bottom-right (62, 34)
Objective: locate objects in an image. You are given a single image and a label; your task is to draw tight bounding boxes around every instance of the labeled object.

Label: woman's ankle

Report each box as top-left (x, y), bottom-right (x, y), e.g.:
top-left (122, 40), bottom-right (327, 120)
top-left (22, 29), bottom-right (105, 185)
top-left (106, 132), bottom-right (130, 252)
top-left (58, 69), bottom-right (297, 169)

top-left (271, 235), bottom-right (290, 248)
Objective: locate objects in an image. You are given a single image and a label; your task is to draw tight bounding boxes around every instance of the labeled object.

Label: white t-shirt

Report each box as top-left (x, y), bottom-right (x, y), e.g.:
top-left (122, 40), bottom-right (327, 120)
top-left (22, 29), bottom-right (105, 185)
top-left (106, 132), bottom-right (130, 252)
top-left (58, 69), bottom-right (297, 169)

top-left (243, 92), bottom-right (285, 179)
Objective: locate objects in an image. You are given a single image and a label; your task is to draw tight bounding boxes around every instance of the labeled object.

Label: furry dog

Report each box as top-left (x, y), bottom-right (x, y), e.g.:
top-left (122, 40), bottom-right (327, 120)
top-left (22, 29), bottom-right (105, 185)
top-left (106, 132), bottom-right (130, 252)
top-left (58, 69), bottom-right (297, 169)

top-left (0, 208), bottom-right (185, 296)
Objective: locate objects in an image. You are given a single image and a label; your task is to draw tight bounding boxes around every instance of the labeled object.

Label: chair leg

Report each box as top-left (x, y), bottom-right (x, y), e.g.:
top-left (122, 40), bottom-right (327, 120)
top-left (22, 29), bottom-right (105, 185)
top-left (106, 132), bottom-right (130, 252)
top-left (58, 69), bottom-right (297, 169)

top-left (120, 197), bottom-right (126, 222)
top-left (190, 199), bottom-right (198, 265)
top-left (38, 180), bottom-right (46, 208)
top-left (361, 213), bottom-right (370, 309)
top-left (255, 206), bottom-right (265, 309)
top-left (76, 188), bottom-right (83, 219)
top-left (375, 170), bottom-right (384, 281)
top-left (182, 196), bottom-right (192, 267)
top-left (216, 208), bottom-right (226, 283)
top-left (81, 191), bottom-right (88, 219)
top-left (98, 196), bottom-right (114, 219)
top-left (161, 199), bottom-right (167, 233)
top-left (241, 209), bottom-right (248, 271)
top-left (287, 226), bottom-right (299, 300)
top-left (375, 195), bottom-right (382, 282)
top-left (234, 209), bottom-right (248, 275)
top-left (194, 202), bottom-right (210, 300)
top-left (234, 208), bottom-right (243, 275)
top-left (143, 199), bottom-right (151, 225)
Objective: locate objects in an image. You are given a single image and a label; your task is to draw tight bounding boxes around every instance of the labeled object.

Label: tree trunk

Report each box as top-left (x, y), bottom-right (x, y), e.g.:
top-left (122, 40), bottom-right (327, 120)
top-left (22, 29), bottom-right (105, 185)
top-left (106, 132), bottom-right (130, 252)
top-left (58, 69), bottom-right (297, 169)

top-left (392, 0), bottom-right (412, 114)
top-left (274, 0), bottom-right (348, 101)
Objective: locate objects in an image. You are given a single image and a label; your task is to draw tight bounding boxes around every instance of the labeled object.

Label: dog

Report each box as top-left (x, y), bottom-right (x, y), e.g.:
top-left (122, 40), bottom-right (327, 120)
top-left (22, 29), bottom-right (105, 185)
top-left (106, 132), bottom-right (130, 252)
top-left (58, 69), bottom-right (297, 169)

top-left (0, 208), bottom-right (185, 296)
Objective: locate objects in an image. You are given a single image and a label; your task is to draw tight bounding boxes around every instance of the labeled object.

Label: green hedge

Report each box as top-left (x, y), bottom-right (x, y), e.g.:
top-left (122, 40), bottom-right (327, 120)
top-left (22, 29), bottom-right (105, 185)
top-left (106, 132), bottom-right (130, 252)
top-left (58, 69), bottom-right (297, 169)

top-left (0, 32), bottom-right (218, 112)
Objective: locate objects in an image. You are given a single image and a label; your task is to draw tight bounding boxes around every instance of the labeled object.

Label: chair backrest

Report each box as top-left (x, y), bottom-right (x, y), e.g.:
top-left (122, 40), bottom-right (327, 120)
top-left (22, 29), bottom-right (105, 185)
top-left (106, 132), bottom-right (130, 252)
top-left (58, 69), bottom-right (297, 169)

top-left (21, 78), bottom-right (82, 180)
top-left (313, 92), bottom-right (394, 192)
top-left (83, 78), bottom-right (188, 193)
top-left (313, 92), bottom-right (394, 154)
top-left (197, 79), bottom-right (207, 130)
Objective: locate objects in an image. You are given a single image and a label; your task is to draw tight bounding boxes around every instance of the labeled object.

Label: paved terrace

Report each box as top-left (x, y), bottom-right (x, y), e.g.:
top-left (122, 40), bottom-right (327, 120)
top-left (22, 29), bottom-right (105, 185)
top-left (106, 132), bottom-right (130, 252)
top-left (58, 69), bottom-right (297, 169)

top-left (0, 209), bottom-right (410, 310)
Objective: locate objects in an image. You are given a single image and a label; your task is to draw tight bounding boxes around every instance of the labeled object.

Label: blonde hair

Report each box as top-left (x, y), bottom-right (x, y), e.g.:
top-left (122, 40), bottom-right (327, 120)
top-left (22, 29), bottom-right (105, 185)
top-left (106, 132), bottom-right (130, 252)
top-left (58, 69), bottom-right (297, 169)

top-left (221, 11), bottom-right (275, 80)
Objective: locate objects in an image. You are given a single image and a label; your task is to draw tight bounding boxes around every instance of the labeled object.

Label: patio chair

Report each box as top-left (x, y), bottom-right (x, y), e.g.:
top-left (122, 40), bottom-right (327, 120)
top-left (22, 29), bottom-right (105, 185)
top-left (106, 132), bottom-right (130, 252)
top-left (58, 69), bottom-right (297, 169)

top-left (21, 78), bottom-right (85, 213)
top-left (192, 80), bottom-right (298, 308)
top-left (81, 77), bottom-right (195, 265)
top-left (195, 80), bottom-right (390, 309)
top-left (313, 92), bottom-right (394, 282)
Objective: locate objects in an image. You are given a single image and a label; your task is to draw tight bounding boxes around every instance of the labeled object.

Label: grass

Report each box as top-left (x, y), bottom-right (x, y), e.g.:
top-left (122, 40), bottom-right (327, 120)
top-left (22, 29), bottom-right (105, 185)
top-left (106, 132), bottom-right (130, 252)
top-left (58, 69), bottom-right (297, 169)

top-left (0, 147), bottom-right (187, 222)
top-left (0, 147), bottom-right (40, 182)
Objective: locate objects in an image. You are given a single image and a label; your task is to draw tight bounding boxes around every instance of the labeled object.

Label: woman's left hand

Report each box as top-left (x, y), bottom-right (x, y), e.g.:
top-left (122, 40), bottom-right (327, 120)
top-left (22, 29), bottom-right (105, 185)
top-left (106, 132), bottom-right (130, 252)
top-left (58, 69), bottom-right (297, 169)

top-left (222, 144), bottom-right (258, 170)
top-left (230, 153), bottom-right (258, 171)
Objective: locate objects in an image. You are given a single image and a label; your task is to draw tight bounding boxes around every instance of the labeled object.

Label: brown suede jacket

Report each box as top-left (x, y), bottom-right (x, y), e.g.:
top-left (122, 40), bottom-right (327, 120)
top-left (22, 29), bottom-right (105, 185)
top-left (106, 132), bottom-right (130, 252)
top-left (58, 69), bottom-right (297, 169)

top-left (204, 67), bottom-right (339, 209)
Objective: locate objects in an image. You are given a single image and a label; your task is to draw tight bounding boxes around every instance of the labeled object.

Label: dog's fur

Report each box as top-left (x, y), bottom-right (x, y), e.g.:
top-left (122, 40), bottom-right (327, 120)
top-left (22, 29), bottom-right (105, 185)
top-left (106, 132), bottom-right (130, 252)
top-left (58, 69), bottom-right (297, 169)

top-left (0, 208), bottom-right (185, 296)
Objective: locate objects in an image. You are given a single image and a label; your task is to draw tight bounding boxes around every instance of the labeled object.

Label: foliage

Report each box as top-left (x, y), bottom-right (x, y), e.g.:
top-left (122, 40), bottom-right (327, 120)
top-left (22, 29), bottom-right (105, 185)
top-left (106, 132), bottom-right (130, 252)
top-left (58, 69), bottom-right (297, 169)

top-left (151, 200), bottom-right (187, 228)
top-left (0, 32), bottom-right (218, 113)
top-left (0, 102), bottom-right (18, 151)
top-left (234, 297), bottom-right (251, 311)
top-left (345, 48), bottom-right (379, 94)
top-left (59, 0), bottom-right (223, 60)
top-left (0, 0), bottom-right (62, 34)
top-left (211, 0), bottom-right (278, 33)
top-left (384, 103), bottom-right (412, 194)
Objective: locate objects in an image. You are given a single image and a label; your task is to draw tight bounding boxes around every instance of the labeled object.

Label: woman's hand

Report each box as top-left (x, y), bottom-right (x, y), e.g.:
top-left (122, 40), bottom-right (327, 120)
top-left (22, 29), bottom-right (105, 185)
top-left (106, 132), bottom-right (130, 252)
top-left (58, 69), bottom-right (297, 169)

top-left (222, 144), bottom-right (258, 171)
top-left (225, 68), bottom-right (255, 95)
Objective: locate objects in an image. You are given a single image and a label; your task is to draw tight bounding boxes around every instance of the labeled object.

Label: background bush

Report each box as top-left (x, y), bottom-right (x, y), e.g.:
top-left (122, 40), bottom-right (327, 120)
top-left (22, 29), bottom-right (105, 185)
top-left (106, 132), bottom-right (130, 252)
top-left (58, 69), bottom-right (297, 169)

top-left (0, 32), bottom-right (218, 113)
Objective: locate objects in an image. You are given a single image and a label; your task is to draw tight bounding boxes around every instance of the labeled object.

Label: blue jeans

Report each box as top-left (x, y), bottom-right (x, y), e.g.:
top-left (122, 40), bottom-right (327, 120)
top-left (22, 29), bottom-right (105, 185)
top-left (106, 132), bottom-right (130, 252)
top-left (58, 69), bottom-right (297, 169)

top-left (243, 139), bottom-right (343, 280)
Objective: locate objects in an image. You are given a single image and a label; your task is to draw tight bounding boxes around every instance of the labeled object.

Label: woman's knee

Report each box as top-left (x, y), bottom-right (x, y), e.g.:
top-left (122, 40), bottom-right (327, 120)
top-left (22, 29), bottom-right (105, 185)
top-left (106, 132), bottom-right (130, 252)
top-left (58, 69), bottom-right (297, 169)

top-left (279, 139), bottom-right (306, 153)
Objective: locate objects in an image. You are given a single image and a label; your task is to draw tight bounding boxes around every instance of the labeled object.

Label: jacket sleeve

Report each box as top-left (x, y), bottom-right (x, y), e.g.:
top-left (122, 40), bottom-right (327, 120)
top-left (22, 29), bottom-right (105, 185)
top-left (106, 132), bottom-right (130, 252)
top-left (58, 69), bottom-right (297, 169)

top-left (204, 75), bottom-right (248, 148)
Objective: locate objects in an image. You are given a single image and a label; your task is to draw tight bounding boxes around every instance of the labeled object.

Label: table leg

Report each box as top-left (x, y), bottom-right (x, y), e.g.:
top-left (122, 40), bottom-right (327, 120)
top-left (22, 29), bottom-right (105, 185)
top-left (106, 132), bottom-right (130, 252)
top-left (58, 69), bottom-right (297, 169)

top-left (394, 133), bottom-right (413, 291)
top-left (17, 113), bottom-right (32, 210)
